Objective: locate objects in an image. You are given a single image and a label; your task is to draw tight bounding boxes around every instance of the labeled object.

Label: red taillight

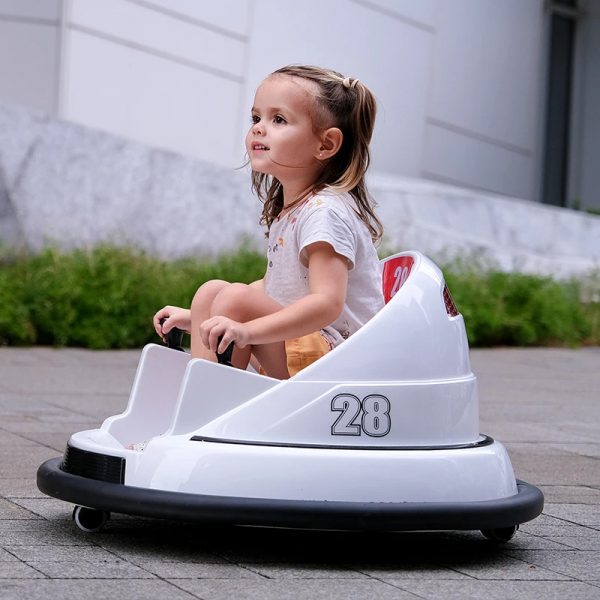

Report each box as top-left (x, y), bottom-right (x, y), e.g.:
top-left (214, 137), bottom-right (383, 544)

top-left (443, 285), bottom-right (459, 317)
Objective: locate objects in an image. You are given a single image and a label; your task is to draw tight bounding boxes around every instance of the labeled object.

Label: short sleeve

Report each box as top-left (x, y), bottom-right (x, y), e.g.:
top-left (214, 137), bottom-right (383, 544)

top-left (296, 200), bottom-right (357, 269)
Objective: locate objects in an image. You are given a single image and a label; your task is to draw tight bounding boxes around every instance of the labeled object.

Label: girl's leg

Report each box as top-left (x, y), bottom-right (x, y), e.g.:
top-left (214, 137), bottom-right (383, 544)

top-left (198, 282), bottom-right (290, 379)
top-left (189, 280), bottom-right (230, 360)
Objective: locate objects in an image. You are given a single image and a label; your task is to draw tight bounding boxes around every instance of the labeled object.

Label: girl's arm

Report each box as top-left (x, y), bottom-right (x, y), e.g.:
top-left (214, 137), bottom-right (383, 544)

top-left (201, 242), bottom-right (348, 353)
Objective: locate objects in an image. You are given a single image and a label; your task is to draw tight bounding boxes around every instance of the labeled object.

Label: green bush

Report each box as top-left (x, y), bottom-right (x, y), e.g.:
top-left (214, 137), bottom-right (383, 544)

top-left (0, 245), bottom-right (597, 349)
top-left (443, 268), bottom-right (591, 347)
top-left (0, 245), bottom-right (265, 349)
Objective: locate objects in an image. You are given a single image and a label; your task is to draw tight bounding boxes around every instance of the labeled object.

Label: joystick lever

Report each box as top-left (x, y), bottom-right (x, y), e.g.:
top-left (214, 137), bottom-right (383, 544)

top-left (216, 336), bottom-right (234, 367)
top-left (158, 317), bottom-right (185, 352)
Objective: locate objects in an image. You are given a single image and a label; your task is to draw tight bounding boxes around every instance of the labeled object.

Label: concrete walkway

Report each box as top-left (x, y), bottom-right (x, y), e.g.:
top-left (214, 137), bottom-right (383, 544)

top-left (0, 346), bottom-right (598, 599)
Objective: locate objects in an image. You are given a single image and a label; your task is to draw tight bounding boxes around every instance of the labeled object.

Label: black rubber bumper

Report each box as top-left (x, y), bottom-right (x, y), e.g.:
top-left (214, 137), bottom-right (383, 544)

top-left (37, 457), bottom-right (544, 532)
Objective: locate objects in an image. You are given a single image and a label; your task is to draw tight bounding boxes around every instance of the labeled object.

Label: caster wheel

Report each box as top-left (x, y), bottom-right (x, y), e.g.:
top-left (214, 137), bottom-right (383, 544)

top-left (481, 525), bottom-right (518, 542)
top-left (72, 506), bottom-right (110, 532)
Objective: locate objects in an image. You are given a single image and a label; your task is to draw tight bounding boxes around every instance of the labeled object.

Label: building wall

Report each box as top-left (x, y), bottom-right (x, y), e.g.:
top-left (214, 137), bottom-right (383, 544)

top-left (0, 0), bottom-right (62, 113)
top-left (61, 0), bottom-right (251, 166)
top-left (423, 0), bottom-right (544, 200)
top-left (0, 0), bottom-right (597, 210)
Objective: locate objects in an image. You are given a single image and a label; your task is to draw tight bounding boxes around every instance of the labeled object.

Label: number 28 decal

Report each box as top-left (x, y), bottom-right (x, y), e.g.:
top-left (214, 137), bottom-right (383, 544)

top-left (331, 394), bottom-right (391, 437)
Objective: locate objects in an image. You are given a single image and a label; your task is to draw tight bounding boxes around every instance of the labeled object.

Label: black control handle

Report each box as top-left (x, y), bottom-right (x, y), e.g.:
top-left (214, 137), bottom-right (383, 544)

top-left (159, 317), bottom-right (185, 352)
top-left (216, 336), bottom-right (234, 367)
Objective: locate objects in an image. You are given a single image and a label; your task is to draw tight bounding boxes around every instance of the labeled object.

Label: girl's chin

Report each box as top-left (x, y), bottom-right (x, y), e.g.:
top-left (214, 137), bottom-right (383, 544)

top-left (249, 160), bottom-right (275, 175)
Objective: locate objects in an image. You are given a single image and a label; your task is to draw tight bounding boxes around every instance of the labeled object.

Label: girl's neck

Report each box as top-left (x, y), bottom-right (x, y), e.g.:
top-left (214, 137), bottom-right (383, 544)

top-left (278, 189), bottom-right (312, 219)
top-left (282, 182), bottom-right (315, 207)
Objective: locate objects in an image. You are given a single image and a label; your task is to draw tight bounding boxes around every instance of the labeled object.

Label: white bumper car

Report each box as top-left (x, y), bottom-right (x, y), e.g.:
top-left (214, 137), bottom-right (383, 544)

top-left (37, 251), bottom-right (543, 540)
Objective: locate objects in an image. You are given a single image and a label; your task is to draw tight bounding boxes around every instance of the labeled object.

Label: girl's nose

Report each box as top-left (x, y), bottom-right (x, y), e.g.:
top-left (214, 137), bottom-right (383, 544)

top-left (252, 122), bottom-right (264, 135)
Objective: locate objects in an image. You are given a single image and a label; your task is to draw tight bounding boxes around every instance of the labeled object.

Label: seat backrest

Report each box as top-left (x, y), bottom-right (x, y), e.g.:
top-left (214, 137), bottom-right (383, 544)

top-left (381, 254), bottom-right (415, 303)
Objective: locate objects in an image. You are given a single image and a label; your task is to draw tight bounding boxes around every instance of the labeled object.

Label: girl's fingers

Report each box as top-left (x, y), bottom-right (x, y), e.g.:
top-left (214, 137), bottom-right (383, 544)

top-left (217, 333), bottom-right (233, 355)
top-left (208, 322), bottom-right (225, 353)
top-left (200, 317), bottom-right (236, 353)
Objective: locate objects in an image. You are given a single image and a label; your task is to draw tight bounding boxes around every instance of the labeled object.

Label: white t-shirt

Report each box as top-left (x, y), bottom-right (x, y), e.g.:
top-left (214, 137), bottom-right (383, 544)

top-left (264, 189), bottom-right (384, 346)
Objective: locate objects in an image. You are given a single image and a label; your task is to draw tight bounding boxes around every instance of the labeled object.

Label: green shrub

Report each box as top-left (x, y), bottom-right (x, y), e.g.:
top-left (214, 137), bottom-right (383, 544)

top-left (0, 245), bottom-right (596, 349)
top-left (0, 245), bottom-right (265, 349)
top-left (443, 266), bottom-right (592, 347)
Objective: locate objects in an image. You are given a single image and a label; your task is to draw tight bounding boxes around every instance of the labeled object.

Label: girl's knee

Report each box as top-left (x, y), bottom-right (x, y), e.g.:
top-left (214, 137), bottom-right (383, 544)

top-left (211, 282), bottom-right (251, 316)
top-left (191, 279), bottom-right (229, 313)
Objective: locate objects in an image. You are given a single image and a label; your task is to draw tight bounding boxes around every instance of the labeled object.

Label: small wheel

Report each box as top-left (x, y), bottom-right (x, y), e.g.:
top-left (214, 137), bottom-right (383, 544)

top-left (72, 506), bottom-right (110, 532)
top-left (481, 525), bottom-right (518, 542)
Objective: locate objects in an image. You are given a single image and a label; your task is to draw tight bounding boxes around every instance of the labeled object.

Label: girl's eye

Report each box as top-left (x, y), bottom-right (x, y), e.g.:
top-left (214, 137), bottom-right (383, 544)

top-left (274, 115), bottom-right (286, 124)
top-left (251, 115), bottom-right (260, 124)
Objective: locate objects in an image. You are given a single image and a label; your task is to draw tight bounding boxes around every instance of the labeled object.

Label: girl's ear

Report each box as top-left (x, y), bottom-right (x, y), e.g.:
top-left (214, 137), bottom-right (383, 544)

top-left (317, 127), bottom-right (343, 160)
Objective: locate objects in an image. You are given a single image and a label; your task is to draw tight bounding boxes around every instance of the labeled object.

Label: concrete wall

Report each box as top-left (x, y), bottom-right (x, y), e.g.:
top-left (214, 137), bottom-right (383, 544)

top-left (1, 103), bottom-right (598, 279)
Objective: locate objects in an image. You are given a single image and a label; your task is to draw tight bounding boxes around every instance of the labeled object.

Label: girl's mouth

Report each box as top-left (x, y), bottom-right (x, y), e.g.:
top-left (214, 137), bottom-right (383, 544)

top-left (252, 143), bottom-right (270, 151)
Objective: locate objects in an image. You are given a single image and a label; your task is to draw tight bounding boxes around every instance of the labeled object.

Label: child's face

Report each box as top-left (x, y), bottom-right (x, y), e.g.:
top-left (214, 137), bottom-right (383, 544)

top-left (246, 75), bottom-right (323, 183)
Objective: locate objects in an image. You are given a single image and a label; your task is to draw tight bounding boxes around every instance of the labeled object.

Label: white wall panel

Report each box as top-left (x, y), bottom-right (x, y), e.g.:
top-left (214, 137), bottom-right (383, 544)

top-left (69, 0), bottom-right (246, 79)
top-left (140, 0), bottom-right (251, 37)
top-left (429, 0), bottom-right (544, 152)
top-left (0, 0), bottom-right (61, 20)
top-left (352, 0), bottom-right (436, 28)
top-left (0, 21), bottom-right (58, 112)
top-left (422, 122), bottom-right (532, 199)
top-left (244, 0), bottom-right (433, 177)
top-left (63, 30), bottom-right (241, 165)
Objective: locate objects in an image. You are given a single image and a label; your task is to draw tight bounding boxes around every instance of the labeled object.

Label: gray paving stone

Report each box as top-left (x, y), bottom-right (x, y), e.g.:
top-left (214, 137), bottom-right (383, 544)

top-left (0, 447), bottom-right (57, 479)
top-left (4, 545), bottom-right (119, 563)
top-left (539, 485), bottom-right (600, 504)
top-left (141, 561), bottom-right (266, 579)
top-left (0, 479), bottom-right (46, 499)
top-left (8, 498), bottom-right (72, 521)
top-left (507, 452), bottom-right (600, 486)
top-left (437, 554), bottom-right (572, 580)
top-left (0, 432), bottom-right (38, 447)
top-left (0, 529), bottom-right (96, 546)
top-left (390, 579), bottom-right (600, 600)
top-left (497, 532), bottom-right (576, 551)
top-left (547, 535), bottom-right (600, 551)
top-left (100, 538), bottom-right (230, 565)
top-left (0, 521), bottom-right (54, 533)
top-left (1, 346), bottom-right (599, 596)
top-left (0, 420), bottom-right (99, 435)
top-left (25, 559), bottom-right (156, 579)
top-left (240, 563), bottom-right (367, 579)
top-left (0, 579), bottom-right (197, 600)
top-left (0, 500), bottom-right (38, 520)
top-left (521, 520), bottom-right (596, 537)
top-left (354, 564), bottom-right (470, 580)
top-left (549, 443), bottom-right (600, 459)
top-left (0, 563), bottom-right (45, 579)
top-left (506, 549), bottom-right (600, 580)
top-left (171, 578), bottom-right (419, 600)
top-left (543, 504), bottom-right (600, 527)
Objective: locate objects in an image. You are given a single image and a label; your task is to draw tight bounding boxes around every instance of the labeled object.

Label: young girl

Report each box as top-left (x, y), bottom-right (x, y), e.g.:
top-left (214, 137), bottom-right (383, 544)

top-left (153, 64), bottom-right (384, 379)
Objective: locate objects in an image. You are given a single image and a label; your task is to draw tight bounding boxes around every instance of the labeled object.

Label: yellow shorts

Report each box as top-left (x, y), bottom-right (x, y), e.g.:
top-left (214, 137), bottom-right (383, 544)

top-left (285, 331), bottom-right (333, 377)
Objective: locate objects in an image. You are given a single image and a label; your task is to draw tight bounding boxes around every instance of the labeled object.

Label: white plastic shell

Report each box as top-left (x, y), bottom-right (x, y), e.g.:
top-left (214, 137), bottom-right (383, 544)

top-left (67, 251), bottom-right (518, 505)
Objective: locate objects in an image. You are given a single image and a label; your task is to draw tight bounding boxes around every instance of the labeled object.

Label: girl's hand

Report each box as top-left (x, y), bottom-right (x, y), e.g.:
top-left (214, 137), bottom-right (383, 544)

top-left (200, 316), bottom-right (250, 354)
top-left (153, 306), bottom-right (192, 340)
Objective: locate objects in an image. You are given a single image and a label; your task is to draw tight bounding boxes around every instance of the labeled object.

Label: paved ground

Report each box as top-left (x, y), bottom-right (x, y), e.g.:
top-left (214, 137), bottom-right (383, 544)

top-left (0, 346), bottom-right (598, 600)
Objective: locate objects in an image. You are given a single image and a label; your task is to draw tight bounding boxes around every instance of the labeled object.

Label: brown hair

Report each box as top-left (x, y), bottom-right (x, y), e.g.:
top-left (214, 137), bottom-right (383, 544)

top-left (251, 64), bottom-right (383, 243)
